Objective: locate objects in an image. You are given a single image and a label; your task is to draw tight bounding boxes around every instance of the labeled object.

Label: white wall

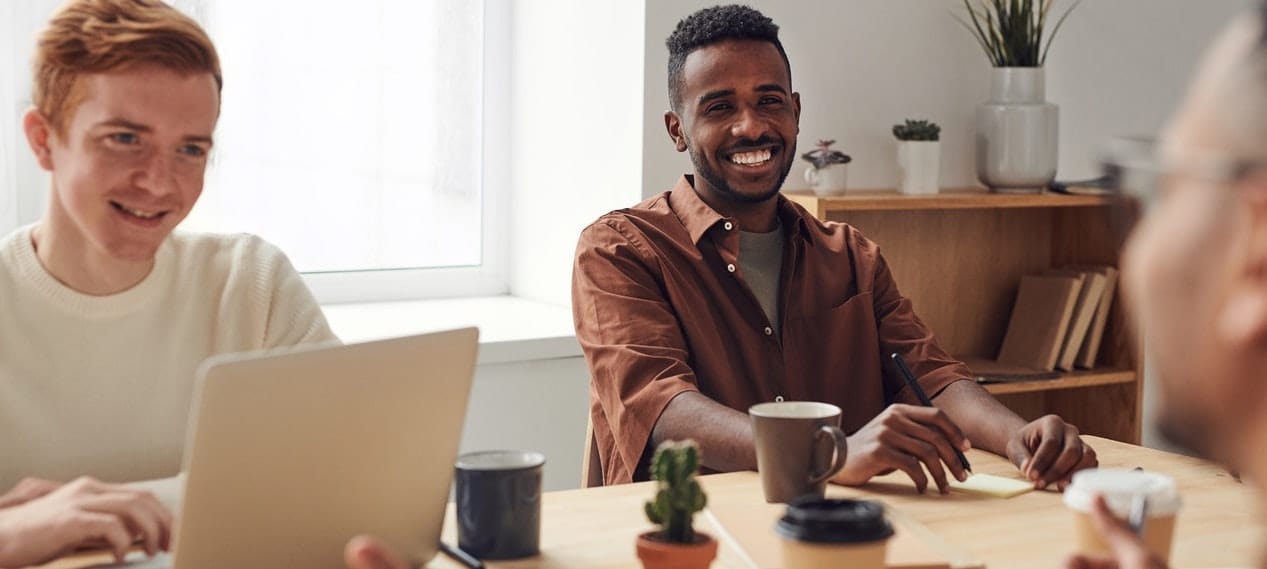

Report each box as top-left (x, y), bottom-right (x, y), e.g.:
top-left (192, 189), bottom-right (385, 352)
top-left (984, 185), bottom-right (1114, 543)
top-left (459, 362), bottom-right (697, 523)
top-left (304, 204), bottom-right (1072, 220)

top-left (1048, 0), bottom-right (1252, 179)
top-left (507, 1), bottom-right (646, 308)
top-left (480, 1), bottom-right (647, 493)
top-left (461, 357), bottom-right (590, 492)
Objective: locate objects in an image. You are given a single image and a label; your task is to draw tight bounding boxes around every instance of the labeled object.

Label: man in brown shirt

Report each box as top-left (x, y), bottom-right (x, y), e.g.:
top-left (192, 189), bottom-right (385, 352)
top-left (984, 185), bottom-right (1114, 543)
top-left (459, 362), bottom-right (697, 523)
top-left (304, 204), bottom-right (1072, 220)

top-left (573, 5), bottom-right (1097, 489)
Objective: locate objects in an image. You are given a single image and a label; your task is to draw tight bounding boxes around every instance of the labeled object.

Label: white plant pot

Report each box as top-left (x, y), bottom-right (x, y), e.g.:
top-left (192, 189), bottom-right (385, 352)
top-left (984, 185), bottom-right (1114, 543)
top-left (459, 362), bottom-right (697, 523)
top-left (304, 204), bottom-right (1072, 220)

top-left (976, 67), bottom-right (1059, 193)
top-left (804, 164), bottom-right (848, 197)
top-left (897, 141), bottom-right (940, 195)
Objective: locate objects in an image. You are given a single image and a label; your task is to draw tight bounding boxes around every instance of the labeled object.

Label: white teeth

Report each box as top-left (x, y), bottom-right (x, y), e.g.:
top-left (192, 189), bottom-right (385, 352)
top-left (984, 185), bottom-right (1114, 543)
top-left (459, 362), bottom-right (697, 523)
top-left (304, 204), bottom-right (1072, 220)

top-left (730, 149), bottom-right (773, 165)
top-left (121, 205), bottom-right (160, 219)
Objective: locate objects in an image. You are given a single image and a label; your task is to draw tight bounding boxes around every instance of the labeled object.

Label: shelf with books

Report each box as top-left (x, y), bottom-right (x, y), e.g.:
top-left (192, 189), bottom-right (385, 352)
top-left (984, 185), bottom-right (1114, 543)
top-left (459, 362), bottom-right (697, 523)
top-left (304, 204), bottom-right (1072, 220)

top-left (800, 189), bottom-right (1143, 443)
top-left (981, 368), bottom-right (1136, 396)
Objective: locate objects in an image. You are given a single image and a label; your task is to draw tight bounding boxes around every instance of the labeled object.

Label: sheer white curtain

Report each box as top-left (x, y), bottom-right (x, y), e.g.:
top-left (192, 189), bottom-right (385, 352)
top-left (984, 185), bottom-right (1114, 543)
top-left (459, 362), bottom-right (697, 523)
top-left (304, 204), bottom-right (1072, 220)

top-left (180, 0), bottom-right (485, 274)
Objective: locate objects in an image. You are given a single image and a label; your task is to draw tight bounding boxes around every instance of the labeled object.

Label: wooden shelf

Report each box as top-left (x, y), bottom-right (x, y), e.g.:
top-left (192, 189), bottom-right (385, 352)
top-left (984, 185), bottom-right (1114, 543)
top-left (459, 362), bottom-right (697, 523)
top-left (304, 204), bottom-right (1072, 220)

top-left (982, 368), bottom-right (1137, 396)
top-left (797, 185), bottom-right (1143, 442)
top-left (784, 188), bottom-right (1113, 215)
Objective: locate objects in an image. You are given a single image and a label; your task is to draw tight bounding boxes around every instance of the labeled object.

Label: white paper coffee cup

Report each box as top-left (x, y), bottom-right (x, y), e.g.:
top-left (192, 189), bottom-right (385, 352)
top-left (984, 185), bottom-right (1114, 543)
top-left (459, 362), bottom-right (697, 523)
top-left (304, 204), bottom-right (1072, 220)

top-left (1063, 469), bottom-right (1182, 562)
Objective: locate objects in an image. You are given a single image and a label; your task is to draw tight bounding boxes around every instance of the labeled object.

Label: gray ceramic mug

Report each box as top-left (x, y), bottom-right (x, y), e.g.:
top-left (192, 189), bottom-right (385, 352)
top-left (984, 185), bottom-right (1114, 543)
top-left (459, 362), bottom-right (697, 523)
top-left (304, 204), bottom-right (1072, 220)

top-left (750, 401), bottom-right (849, 504)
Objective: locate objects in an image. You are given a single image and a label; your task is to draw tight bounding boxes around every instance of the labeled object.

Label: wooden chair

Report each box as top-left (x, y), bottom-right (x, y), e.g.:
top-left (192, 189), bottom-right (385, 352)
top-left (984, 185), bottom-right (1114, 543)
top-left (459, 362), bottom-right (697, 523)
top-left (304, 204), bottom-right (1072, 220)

top-left (581, 418), bottom-right (604, 488)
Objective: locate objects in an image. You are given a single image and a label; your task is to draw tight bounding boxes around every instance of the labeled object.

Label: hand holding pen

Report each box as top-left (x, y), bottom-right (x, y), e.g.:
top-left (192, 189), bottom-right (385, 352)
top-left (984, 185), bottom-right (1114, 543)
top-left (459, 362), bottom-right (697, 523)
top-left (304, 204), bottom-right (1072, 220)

top-left (828, 354), bottom-right (974, 494)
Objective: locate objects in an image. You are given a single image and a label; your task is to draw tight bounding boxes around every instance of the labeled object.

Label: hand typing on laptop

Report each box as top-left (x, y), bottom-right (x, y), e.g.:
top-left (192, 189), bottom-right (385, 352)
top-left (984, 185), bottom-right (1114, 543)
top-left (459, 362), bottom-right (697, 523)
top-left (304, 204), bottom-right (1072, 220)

top-left (0, 481), bottom-right (421, 569)
top-left (0, 477), bottom-right (171, 567)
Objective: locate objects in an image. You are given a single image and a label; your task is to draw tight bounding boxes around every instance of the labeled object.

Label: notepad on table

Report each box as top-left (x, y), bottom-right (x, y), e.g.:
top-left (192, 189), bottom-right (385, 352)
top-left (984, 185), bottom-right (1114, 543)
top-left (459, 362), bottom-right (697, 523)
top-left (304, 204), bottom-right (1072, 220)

top-left (948, 473), bottom-right (1034, 499)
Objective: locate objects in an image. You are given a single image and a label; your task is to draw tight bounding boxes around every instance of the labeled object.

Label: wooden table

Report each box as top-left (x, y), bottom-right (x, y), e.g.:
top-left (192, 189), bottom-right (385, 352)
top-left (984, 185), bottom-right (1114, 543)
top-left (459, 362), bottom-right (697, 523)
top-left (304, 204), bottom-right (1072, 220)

top-left (43, 436), bottom-right (1261, 569)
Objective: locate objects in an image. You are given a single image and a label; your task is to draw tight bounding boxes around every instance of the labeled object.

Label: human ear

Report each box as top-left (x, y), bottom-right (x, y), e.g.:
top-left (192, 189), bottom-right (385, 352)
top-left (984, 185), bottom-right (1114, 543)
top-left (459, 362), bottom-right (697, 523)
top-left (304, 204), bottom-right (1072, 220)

top-left (22, 108), bottom-right (55, 171)
top-left (664, 110), bottom-right (688, 153)
top-left (792, 91), bottom-right (802, 134)
top-left (1217, 172), bottom-right (1267, 348)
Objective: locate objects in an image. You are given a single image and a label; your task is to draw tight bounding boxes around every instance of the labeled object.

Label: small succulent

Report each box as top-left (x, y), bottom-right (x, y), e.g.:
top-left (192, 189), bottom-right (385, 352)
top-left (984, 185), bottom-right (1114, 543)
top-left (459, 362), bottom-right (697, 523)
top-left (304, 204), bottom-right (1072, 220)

top-left (892, 119), bottom-right (941, 142)
top-left (643, 440), bottom-right (707, 544)
top-left (801, 139), bottom-right (852, 170)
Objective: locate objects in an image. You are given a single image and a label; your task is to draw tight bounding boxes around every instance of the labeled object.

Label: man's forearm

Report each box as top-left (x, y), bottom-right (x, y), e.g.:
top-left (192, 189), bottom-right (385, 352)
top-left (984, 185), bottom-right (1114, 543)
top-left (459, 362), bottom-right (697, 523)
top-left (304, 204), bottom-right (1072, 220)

top-left (933, 380), bottom-right (1027, 456)
top-left (650, 391), bottom-right (757, 472)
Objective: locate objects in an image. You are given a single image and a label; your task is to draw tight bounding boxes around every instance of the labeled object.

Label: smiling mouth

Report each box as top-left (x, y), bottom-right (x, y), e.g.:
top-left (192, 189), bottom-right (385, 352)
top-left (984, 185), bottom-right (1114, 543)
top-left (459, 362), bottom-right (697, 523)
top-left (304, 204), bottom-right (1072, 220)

top-left (110, 201), bottom-right (166, 220)
top-left (728, 148), bottom-right (774, 167)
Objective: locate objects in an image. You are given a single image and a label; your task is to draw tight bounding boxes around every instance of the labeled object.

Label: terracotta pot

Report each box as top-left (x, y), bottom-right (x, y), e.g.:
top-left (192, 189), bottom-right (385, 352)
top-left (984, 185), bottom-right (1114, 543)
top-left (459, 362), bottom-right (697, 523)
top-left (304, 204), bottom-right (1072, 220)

top-left (635, 530), bottom-right (718, 569)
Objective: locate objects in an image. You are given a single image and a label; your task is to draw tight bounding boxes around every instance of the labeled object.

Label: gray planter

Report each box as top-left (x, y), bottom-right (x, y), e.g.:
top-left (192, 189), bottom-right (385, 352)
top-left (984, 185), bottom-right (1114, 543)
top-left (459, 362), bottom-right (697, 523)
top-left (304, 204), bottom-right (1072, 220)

top-left (976, 67), bottom-right (1059, 193)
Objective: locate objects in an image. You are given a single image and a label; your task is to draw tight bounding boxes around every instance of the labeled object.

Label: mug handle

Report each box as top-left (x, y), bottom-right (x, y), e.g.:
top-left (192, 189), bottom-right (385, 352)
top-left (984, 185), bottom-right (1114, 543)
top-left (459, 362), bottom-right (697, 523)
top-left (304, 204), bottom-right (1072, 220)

top-left (803, 166), bottom-right (819, 187)
top-left (807, 425), bottom-right (849, 486)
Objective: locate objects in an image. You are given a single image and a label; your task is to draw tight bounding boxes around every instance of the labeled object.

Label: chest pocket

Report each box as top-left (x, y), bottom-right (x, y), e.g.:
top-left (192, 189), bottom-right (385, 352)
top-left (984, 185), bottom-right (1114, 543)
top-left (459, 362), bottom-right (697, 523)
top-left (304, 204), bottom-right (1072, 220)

top-left (783, 292), bottom-right (887, 433)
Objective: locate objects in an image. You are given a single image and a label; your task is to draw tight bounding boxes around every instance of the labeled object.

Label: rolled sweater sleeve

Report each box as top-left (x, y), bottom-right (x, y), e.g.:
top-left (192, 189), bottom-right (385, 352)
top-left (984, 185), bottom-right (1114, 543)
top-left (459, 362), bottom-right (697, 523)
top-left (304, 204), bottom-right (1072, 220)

top-left (572, 219), bottom-right (700, 484)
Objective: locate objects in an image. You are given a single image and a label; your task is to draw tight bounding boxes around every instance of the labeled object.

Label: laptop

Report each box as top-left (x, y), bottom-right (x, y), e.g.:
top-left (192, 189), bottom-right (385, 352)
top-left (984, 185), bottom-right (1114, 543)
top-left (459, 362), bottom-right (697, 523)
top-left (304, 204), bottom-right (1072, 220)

top-left (134, 327), bottom-right (479, 568)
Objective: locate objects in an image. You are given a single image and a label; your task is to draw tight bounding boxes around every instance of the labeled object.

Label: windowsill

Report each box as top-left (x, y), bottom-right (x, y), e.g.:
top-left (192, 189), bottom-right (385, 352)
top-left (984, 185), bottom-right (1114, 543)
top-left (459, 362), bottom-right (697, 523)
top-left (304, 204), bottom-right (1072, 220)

top-left (321, 296), bottom-right (580, 365)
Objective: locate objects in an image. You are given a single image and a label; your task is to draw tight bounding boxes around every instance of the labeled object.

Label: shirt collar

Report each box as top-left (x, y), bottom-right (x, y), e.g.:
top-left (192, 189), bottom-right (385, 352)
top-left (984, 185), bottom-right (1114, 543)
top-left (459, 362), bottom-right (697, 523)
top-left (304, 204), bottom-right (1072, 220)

top-left (668, 174), bottom-right (815, 246)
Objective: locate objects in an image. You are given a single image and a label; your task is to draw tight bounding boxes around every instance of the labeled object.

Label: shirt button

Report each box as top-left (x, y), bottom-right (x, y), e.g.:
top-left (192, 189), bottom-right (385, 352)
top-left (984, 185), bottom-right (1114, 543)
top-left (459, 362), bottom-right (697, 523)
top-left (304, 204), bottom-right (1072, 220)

top-left (726, 263), bottom-right (736, 273)
top-left (723, 221), bottom-right (734, 231)
top-left (764, 326), bottom-right (773, 336)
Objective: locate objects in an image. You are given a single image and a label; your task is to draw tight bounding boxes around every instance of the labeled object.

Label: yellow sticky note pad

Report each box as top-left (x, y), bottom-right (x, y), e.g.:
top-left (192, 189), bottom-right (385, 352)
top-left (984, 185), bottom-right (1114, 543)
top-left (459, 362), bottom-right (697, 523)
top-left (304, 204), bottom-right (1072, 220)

top-left (949, 473), bottom-right (1034, 498)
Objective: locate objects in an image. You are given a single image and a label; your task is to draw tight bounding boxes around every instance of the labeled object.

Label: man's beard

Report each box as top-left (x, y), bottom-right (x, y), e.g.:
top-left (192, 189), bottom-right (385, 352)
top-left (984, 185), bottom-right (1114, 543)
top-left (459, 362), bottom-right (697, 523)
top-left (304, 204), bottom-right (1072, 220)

top-left (687, 138), bottom-right (794, 204)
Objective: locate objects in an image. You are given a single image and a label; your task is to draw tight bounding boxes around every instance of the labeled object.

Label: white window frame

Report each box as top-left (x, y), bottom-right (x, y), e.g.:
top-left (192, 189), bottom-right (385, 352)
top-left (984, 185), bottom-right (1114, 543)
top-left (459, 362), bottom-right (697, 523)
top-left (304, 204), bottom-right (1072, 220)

top-left (261, 0), bottom-right (513, 305)
top-left (3, 0), bottom-right (511, 305)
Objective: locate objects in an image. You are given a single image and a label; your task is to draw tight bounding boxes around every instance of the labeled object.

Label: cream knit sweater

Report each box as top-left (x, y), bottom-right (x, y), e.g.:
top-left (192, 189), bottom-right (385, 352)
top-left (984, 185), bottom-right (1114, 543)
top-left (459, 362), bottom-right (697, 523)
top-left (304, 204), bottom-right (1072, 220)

top-left (0, 227), bottom-right (338, 488)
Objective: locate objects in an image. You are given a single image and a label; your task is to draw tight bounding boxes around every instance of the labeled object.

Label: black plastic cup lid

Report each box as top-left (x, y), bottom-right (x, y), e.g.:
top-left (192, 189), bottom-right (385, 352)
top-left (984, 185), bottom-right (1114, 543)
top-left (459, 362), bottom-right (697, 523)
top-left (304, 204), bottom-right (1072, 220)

top-left (775, 497), bottom-right (895, 544)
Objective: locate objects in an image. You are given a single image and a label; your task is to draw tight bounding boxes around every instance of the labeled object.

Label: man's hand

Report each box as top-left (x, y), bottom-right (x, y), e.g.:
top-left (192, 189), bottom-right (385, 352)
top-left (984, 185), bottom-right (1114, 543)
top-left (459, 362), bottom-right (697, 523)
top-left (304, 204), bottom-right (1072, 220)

top-left (0, 477), bottom-right (61, 509)
top-left (830, 404), bottom-right (971, 494)
top-left (0, 476), bottom-right (172, 567)
top-left (1063, 495), bottom-right (1168, 569)
top-left (1007, 414), bottom-right (1098, 490)
top-left (344, 535), bottom-right (412, 569)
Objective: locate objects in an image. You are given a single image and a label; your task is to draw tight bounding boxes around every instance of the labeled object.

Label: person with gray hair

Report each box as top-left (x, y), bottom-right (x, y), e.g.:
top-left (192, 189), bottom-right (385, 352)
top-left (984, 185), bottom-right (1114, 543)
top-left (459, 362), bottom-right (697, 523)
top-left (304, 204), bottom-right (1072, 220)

top-left (1067, 3), bottom-right (1267, 568)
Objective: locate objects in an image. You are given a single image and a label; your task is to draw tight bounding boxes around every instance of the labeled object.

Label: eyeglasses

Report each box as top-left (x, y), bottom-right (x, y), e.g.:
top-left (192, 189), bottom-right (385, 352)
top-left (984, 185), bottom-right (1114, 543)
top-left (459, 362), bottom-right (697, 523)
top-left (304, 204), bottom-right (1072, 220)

top-left (1096, 137), bottom-right (1265, 246)
top-left (1099, 136), bottom-right (1264, 206)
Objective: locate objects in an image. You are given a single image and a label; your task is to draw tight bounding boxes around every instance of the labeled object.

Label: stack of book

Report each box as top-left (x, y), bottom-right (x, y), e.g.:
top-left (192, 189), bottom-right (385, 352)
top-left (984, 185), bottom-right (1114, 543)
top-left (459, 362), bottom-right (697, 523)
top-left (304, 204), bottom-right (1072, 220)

top-left (966, 266), bottom-right (1119, 384)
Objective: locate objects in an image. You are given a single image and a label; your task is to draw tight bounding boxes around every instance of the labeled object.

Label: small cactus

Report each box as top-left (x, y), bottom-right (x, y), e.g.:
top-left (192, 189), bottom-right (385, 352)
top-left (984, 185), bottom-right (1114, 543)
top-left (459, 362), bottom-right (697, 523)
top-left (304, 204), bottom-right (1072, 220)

top-left (801, 139), bottom-right (852, 170)
top-left (643, 440), bottom-right (708, 543)
top-left (892, 119), bottom-right (941, 142)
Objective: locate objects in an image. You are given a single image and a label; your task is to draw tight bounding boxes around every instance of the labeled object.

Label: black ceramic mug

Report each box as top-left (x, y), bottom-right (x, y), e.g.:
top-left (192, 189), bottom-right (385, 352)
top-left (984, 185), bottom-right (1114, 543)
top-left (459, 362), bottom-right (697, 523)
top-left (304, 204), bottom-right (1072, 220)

top-left (454, 450), bottom-right (545, 559)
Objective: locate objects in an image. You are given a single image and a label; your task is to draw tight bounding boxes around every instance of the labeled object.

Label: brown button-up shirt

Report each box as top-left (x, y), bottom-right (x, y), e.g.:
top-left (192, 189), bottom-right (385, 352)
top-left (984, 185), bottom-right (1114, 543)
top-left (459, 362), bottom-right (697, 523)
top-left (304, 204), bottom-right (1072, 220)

top-left (572, 176), bottom-right (969, 485)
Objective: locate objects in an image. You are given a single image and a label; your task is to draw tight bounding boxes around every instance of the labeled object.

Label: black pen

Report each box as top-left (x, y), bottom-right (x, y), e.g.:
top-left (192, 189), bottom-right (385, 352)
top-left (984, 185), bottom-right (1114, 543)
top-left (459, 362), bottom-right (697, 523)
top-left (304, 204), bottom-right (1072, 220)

top-left (890, 352), bottom-right (973, 474)
top-left (440, 541), bottom-right (485, 569)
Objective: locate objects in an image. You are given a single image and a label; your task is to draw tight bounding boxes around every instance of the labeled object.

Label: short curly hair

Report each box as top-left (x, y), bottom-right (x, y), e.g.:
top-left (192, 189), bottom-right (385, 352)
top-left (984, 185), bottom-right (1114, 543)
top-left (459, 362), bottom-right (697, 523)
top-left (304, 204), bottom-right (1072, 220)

top-left (665, 4), bottom-right (790, 112)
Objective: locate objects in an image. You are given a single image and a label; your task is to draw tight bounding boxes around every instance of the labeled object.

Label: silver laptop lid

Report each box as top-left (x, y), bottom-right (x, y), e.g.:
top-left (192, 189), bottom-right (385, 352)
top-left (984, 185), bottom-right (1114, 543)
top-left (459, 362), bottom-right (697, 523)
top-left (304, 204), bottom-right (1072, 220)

top-left (171, 327), bottom-right (478, 569)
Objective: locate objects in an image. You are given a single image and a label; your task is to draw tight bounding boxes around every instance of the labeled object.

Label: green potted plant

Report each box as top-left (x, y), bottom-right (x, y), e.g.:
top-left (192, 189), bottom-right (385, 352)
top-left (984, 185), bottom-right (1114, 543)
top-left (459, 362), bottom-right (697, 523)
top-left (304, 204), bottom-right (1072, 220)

top-left (955, 0), bottom-right (1081, 193)
top-left (892, 119), bottom-right (941, 196)
top-left (800, 139), bottom-right (852, 197)
top-left (635, 440), bottom-right (717, 569)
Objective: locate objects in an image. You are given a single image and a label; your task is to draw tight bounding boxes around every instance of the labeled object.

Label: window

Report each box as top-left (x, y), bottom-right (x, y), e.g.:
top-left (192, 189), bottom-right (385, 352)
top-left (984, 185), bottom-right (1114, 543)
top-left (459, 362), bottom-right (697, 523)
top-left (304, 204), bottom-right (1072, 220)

top-left (4, 0), bottom-right (508, 303)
